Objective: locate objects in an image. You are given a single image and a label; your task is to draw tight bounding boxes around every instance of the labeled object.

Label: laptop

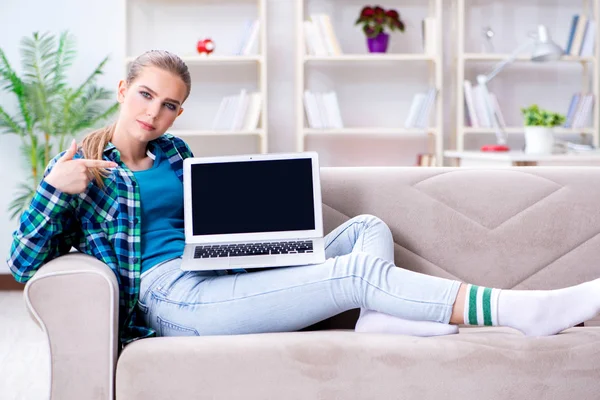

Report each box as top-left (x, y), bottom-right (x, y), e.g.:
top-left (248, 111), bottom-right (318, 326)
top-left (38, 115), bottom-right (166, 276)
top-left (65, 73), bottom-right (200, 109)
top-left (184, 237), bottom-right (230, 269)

top-left (180, 152), bottom-right (326, 271)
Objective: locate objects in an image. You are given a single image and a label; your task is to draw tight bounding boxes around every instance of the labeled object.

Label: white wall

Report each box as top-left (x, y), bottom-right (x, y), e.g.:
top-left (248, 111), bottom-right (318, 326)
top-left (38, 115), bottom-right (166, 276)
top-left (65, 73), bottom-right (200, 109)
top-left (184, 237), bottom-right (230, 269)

top-left (0, 0), bottom-right (592, 273)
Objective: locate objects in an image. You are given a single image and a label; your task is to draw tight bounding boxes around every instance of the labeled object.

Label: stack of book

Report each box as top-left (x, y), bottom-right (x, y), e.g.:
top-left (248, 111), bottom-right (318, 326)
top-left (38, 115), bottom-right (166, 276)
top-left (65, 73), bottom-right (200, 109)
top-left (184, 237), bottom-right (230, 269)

top-left (233, 19), bottom-right (260, 56)
top-left (303, 90), bottom-right (344, 129)
top-left (304, 14), bottom-right (343, 56)
top-left (565, 15), bottom-right (596, 56)
top-left (211, 90), bottom-right (262, 131)
top-left (564, 92), bottom-right (595, 128)
top-left (416, 153), bottom-right (437, 166)
top-left (463, 80), bottom-right (506, 129)
top-left (404, 88), bottom-right (437, 129)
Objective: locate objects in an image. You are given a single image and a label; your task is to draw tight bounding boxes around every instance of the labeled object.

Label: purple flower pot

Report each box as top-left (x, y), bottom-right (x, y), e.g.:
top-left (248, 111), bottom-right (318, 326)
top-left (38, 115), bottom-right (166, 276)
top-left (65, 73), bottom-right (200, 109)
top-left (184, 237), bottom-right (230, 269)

top-left (367, 32), bottom-right (389, 53)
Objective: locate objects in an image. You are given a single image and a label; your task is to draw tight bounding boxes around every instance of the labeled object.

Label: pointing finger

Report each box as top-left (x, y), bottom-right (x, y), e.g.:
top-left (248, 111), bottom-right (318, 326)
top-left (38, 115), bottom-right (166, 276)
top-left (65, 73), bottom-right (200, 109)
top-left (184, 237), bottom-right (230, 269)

top-left (58, 139), bottom-right (77, 163)
top-left (78, 159), bottom-right (118, 169)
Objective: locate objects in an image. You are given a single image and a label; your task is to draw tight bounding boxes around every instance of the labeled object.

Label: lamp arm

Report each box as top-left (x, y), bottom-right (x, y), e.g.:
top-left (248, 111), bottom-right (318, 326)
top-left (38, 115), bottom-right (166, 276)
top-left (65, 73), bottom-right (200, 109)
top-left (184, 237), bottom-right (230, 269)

top-left (480, 39), bottom-right (534, 83)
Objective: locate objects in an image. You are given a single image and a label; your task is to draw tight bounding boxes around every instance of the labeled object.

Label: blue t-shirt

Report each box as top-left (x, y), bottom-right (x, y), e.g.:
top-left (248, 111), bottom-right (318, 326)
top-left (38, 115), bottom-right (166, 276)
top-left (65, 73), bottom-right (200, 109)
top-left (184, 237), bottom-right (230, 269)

top-left (133, 145), bottom-right (186, 275)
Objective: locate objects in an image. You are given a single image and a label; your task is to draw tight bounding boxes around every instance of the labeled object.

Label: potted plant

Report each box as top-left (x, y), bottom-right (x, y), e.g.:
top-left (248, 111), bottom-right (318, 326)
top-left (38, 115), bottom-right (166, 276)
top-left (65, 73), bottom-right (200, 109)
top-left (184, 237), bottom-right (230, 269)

top-left (0, 31), bottom-right (118, 220)
top-left (520, 104), bottom-right (566, 154)
top-left (355, 5), bottom-right (405, 53)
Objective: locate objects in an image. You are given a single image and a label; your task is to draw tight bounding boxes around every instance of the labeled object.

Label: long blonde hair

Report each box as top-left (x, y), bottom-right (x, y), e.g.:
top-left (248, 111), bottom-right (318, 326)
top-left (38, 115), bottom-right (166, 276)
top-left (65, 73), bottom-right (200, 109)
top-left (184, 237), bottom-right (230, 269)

top-left (81, 50), bottom-right (192, 189)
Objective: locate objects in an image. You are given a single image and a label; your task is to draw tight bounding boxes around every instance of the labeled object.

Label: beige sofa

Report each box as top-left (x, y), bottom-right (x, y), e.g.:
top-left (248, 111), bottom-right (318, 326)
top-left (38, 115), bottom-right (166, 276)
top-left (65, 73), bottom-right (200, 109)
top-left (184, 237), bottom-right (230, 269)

top-left (24, 167), bottom-right (600, 400)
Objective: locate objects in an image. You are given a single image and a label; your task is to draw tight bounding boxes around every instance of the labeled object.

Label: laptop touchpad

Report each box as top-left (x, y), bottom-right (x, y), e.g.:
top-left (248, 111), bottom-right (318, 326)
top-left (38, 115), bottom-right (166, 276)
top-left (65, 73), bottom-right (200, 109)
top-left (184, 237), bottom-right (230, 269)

top-left (230, 256), bottom-right (278, 267)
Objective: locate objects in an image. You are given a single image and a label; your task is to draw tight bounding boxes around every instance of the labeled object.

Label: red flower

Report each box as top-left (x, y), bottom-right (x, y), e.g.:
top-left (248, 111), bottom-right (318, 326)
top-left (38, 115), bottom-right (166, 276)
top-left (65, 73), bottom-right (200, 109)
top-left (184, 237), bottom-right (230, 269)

top-left (360, 6), bottom-right (374, 17)
top-left (385, 9), bottom-right (399, 20)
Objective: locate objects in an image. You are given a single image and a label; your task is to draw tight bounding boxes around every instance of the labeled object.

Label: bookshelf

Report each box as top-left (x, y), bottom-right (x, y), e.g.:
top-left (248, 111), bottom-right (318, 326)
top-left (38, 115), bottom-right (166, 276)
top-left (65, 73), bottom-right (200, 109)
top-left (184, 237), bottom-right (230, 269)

top-left (295, 0), bottom-right (444, 166)
top-left (453, 0), bottom-right (600, 153)
top-left (124, 0), bottom-right (268, 155)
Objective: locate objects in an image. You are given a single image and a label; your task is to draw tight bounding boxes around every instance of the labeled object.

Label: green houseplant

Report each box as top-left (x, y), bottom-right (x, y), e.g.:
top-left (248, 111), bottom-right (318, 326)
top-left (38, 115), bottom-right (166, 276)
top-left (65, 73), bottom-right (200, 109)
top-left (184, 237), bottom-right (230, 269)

top-left (355, 5), bottom-right (405, 53)
top-left (520, 104), bottom-right (565, 154)
top-left (0, 31), bottom-right (118, 220)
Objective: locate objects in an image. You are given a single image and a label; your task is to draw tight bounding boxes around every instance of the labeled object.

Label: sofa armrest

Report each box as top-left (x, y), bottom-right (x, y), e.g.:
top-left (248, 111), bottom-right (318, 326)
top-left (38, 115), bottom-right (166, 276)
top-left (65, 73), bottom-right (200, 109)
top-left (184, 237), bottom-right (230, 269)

top-left (24, 252), bottom-right (119, 400)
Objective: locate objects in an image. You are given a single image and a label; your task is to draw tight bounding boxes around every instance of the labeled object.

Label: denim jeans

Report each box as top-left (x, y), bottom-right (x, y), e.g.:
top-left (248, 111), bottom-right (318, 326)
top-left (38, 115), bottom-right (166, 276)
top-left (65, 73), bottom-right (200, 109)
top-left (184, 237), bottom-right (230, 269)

top-left (138, 214), bottom-right (461, 336)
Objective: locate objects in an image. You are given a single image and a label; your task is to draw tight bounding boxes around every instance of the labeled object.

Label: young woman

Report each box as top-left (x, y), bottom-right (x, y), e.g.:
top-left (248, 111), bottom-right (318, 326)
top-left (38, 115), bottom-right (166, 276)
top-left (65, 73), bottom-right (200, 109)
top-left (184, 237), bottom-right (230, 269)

top-left (8, 50), bottom-right (600, 347)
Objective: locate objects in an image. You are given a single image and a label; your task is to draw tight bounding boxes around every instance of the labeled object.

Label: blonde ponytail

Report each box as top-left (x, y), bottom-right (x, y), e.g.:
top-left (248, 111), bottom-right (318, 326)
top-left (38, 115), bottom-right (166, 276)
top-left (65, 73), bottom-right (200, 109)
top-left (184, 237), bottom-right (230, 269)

top-left (81, 122), bottom-right (116, 190)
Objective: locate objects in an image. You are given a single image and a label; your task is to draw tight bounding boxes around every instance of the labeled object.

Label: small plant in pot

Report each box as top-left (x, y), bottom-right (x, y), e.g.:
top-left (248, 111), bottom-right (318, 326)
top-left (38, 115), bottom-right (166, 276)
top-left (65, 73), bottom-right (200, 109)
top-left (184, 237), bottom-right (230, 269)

top-left (355, 5), bottom-right (405, 53)
top-left (520, 104), bottom-right (565, 154)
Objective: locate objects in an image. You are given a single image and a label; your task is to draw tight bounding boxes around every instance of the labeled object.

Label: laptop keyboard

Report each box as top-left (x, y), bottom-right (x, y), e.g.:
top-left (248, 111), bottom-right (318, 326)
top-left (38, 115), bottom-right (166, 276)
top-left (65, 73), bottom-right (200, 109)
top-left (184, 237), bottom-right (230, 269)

top-left (193, 240), bottom-right (314, 259)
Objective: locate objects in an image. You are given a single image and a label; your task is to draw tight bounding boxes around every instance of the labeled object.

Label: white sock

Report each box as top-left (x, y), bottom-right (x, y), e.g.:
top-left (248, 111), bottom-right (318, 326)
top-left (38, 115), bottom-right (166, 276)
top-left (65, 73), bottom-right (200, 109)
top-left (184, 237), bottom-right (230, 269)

top-left (355, 310), bottom-right (459, 337)
top-left (464, 280), bottom-right (600, 336)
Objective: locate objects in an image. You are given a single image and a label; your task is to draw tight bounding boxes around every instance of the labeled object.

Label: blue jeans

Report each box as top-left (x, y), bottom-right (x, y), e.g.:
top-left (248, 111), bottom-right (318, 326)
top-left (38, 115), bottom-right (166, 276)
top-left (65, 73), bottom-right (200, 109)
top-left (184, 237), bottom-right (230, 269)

top-left (138, 215), bottom-right (461, 336)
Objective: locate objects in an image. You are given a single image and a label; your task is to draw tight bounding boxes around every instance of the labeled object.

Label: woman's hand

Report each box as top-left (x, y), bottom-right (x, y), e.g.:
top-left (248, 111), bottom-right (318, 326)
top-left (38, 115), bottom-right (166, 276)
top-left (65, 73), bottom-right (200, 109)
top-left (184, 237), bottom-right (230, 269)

top-left (44, 139), bottom-right (118, 195)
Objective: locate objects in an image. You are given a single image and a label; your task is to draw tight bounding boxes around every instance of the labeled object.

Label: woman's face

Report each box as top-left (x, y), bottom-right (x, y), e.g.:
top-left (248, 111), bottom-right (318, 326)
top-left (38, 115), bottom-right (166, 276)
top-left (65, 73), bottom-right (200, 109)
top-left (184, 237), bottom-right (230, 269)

top-left (116, 66), bottom-right (187, 143)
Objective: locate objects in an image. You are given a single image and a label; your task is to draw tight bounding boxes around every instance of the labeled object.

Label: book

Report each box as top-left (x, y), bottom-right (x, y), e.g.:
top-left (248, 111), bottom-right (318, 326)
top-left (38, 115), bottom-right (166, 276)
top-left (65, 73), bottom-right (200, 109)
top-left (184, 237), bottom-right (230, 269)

top-left (422, 18), bottom-right (437, 55)
top-left (405, 93), bottom-right (427, 128)
top-left (242, 20), bottom-right (260, 55)
top-left (565, 15), bottom-right (579, 54)
top-left (312, 14), bottom-right (343, 56)
top-left (564, 93), bottom-right (581, 128)
top-left (463, 80), bottom-right (479, 128)
top-left (580, 20), bottom-right (596, 57)
top-left (242, 92), bottom-right (262, 131)
top-left (416, 153), bottom-right (436, 166)
top-left (573, 93), bottom-right (594, 128)
top-left (303, 90), bottom-right (322, 128)
top-left (234, 20), bottom-right (255, 56)
top-left (303, 20), bottom-right (327, 56)
top-left (231, 90), bottom-right (249, 131)
top-left (570, 14), bottom-right (588, 56)
top-left (323, 91), bottom-right (344, 129)
top-left (314, 93), bottom-right (330, 128)
top-left (415, 88), bottom-right (437, 129)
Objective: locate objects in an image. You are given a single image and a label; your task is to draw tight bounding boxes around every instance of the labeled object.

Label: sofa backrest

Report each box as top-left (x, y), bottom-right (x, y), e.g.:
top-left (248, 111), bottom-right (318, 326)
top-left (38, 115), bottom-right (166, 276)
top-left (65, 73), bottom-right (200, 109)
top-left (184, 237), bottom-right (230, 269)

top-left (316, 167), bottom-right (600, 329)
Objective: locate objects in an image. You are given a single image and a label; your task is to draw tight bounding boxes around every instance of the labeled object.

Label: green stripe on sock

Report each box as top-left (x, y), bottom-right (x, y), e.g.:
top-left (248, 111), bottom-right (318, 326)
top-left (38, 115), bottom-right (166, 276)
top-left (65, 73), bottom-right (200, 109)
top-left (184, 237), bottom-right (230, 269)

top-left (468, 285), bottom-right (479, 325)
top-left (482, 287), bottom-right (492, 326)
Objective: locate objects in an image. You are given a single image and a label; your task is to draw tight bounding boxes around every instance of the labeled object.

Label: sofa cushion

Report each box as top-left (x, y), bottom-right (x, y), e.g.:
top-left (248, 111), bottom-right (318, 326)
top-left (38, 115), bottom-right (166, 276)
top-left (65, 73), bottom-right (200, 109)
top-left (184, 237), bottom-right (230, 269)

top-left (116, 326), bottom-right (600, 399)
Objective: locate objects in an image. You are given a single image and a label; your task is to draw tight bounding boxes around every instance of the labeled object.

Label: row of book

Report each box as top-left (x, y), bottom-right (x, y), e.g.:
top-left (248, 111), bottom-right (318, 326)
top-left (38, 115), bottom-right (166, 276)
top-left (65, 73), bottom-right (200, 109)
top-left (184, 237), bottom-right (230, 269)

top-left (211, 90), bottom-right (262, 131)
top-left (303, 90), bottom-right (344, 129)
top-left (404, 88), bottom-right (438, 129)
top-left (463, 80), bottom-right (506, 129)
top-left (565, 15), bottom-right (596, 57)
top-left (304, 15), bottom-right (437, 56)
top-left (564, 93), bottom-right (595, 128)
top-left (304, 14), bottom-right (343, 56)
top-left (233, 19), bottom-right (261, 56)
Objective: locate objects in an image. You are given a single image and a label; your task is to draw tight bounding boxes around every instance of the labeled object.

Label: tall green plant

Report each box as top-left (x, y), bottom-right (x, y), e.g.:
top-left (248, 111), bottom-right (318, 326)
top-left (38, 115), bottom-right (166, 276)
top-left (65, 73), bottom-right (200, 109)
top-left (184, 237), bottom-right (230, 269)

top-left (0, 31), bottom-right (118, 220)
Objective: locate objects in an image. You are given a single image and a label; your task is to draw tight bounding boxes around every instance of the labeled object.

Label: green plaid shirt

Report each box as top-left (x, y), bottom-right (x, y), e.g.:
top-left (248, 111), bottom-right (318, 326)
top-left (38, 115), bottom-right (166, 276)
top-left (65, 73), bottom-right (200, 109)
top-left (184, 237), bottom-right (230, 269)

top-left (7, 133), bottom-right (193, 346)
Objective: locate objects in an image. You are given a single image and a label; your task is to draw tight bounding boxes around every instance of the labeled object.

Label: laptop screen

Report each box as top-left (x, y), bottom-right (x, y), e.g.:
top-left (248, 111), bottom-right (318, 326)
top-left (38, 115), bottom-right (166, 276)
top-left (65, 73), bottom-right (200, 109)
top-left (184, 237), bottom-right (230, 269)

top-left (190, 158), bottom-right (316, 236)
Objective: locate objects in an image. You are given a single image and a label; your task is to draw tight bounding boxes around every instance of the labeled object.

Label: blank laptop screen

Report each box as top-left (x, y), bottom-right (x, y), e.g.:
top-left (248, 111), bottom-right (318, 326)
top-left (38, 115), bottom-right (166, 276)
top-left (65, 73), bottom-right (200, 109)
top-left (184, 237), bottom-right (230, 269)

top-left (190, 158), bottom-right (316, 236)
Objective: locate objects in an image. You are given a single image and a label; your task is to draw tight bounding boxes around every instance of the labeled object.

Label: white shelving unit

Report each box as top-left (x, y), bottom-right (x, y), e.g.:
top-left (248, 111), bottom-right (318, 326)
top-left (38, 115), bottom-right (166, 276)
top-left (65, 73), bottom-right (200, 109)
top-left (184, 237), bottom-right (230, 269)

top-left (295, 0), bottom-right (444, 166)
top-left (124, 0), bottom-right (268, 155)
top-left (453, 0), bottom-right (600, 152)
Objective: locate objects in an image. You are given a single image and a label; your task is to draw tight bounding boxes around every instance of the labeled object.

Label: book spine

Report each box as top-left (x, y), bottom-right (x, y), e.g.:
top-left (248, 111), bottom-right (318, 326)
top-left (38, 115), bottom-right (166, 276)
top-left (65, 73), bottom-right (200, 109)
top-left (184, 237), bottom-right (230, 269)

top-left (565, 15), bottom-right (579, 54)
top-left (463, 80), bottom-right (479, 128)
top-left (580, 20), bottom-right (596, 57)
top-left (242, 20), bottom-right (260, 55)
top-left (405, 93), bottom-right (426, 128)
top-left (570, 15), bottom-right (588, 56)
top-left (564, 93), bottom-right (580, 128)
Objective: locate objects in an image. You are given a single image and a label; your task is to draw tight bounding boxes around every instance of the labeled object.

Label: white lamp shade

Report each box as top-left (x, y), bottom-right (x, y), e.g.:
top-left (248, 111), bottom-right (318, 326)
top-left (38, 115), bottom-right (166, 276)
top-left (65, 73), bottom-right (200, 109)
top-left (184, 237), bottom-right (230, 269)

top-left (531, 25), bottom-right (563, 61)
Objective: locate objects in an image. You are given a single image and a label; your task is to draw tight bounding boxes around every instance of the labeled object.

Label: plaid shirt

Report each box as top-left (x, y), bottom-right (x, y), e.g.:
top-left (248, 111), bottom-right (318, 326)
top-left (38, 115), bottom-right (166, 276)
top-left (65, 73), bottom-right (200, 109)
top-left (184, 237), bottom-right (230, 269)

top-left (7, 134), bottom-right (193, 346)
